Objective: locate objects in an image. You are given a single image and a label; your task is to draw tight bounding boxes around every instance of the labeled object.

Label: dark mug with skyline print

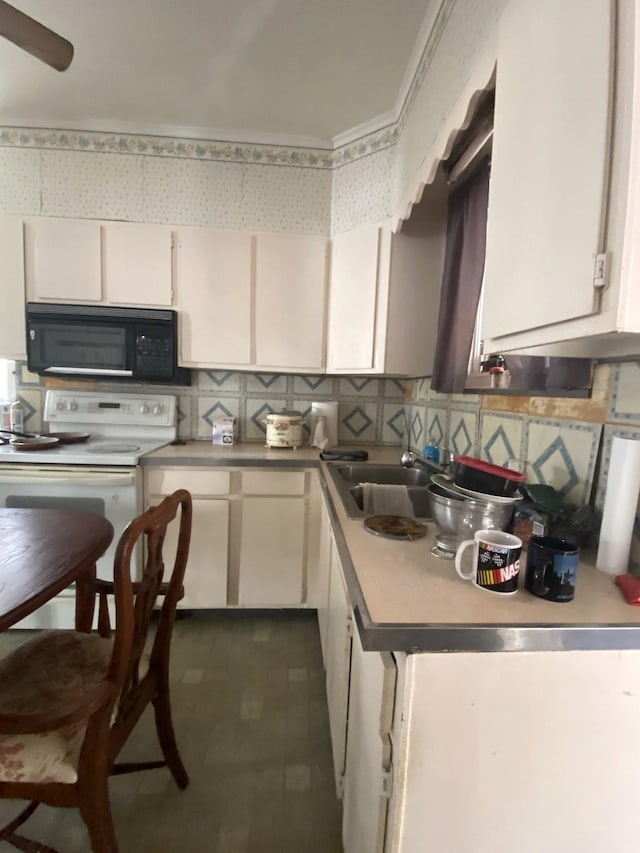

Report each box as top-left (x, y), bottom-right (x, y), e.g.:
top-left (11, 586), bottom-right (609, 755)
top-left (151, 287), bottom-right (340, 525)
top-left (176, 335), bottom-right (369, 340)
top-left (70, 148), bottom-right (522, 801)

top-left (525, 536), bottom-right (579, 602)
top-left (455, 529), bottom-right (522, 595)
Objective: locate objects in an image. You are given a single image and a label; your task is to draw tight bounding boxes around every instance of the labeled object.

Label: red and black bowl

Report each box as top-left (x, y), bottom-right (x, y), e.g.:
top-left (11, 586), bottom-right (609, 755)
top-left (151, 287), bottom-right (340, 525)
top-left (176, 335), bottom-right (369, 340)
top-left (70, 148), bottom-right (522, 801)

top-left (452, 455), bottom-right (526, 497)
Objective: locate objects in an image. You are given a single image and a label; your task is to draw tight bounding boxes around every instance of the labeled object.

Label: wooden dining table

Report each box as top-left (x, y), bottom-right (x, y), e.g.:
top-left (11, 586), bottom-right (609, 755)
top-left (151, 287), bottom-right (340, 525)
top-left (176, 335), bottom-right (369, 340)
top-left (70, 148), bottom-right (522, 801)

top-left (0, 507), bottom-right (114, 631)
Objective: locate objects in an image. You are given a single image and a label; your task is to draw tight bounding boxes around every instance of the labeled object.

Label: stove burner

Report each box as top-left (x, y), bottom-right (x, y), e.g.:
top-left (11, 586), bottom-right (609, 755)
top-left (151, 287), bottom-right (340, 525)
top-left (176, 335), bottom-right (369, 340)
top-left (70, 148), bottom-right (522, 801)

top-left (86, 443), bottom-right (141, 454)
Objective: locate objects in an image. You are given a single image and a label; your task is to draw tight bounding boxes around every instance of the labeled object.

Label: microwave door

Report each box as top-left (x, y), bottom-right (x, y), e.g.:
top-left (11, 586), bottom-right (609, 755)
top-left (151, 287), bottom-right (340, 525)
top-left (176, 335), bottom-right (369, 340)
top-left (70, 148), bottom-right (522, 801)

top-left (28, 321), bottom-right (133, 377)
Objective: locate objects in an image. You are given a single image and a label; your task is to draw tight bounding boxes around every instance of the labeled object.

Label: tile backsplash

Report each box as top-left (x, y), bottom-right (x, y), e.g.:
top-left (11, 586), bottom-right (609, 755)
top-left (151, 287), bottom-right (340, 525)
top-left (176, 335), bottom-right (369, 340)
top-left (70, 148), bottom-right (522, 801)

top-left (404, 362), bottom-right (640, 571)
top-left (13, 364), bottom-right (407, 448)
top-left (13, 359), bottom-right (640, 571)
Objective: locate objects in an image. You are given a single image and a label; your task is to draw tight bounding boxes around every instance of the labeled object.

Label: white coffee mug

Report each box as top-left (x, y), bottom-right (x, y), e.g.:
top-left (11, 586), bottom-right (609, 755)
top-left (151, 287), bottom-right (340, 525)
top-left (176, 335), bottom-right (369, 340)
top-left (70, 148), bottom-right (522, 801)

top-left (455, 529), bottom-right (522, 595)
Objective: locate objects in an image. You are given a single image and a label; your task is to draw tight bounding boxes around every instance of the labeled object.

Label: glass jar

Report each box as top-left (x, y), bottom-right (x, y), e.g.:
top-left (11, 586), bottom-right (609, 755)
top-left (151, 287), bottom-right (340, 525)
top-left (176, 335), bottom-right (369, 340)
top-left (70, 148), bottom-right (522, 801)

top-left (456, 499), bottom-right (505, 548)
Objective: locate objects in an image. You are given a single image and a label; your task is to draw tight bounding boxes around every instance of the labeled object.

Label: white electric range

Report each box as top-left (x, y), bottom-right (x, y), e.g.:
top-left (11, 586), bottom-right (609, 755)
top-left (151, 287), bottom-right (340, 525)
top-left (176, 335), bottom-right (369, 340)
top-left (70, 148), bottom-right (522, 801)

top-left (0, 389), bottom-right (177, 628)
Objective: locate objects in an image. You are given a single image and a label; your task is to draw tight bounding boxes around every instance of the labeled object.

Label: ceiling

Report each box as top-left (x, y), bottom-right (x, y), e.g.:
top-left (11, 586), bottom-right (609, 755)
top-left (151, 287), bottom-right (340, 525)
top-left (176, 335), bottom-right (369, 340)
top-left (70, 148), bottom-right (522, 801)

top-left (0, 0), bottom-right (437, 148)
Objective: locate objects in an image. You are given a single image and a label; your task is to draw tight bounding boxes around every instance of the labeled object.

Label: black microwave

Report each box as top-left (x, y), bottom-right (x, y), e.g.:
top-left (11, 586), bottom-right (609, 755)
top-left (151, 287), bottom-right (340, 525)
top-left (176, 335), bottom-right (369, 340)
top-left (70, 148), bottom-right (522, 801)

top-left (26, 303), bottom-right (190, 385)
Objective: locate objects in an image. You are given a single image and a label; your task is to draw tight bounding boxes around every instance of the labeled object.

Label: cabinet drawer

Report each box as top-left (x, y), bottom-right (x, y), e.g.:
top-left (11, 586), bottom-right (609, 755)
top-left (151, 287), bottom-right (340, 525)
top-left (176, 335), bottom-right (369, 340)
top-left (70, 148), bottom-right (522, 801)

top-left (241, 470), bottom-right (306, 495)
top-left (146, 468), bottom-right (230, 496)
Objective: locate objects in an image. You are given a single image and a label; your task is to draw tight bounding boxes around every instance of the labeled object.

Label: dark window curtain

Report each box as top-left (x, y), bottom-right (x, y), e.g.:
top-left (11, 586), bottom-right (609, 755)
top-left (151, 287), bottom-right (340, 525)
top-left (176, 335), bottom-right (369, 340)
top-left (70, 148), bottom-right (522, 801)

top-left (431, 159), bottom-right (491, 393)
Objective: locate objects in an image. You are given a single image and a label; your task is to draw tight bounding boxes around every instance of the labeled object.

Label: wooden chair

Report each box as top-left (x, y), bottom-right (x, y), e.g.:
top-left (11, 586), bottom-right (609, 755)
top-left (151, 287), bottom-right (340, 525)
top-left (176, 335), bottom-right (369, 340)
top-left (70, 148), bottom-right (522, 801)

top-left (0, 488), bottom-right (193, 853)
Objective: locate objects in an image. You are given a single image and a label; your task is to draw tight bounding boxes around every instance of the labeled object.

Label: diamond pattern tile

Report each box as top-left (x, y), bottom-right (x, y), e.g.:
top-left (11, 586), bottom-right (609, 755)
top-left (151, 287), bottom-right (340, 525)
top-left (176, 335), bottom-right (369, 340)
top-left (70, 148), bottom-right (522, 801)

top-left (531, 436), bottom-right (580, 497)
top-left (484, 425), bottom-right (516, 466)
top-left (342, 405), bottom-right (373, 438)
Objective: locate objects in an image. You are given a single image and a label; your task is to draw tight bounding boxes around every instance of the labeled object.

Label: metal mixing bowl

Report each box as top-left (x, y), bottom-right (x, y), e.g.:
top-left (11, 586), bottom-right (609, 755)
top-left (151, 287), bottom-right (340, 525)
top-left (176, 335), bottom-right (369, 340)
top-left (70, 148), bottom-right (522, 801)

top-left (427, 483), bottom-right (465, 536)
top-left (427, 483), bottom-right (514, 537)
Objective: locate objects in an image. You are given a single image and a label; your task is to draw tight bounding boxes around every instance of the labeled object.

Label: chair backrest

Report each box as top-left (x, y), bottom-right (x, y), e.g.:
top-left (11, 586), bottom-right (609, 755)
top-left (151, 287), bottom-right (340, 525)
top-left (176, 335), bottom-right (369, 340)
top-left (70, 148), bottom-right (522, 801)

top-left (104, 489), bottom-right (192, 725)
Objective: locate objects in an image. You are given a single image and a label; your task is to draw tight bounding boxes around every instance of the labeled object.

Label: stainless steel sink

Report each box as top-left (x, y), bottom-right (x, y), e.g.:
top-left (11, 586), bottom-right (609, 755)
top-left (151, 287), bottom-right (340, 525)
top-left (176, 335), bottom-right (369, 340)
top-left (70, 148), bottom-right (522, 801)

top-left (325, 461), bottom-right (434, 519)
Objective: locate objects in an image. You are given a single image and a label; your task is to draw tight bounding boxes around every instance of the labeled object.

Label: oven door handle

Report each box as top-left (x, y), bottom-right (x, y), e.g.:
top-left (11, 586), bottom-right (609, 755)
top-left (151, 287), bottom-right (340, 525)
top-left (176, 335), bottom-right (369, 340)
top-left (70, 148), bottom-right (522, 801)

top-left (0, 472), bottom-right (137, 486)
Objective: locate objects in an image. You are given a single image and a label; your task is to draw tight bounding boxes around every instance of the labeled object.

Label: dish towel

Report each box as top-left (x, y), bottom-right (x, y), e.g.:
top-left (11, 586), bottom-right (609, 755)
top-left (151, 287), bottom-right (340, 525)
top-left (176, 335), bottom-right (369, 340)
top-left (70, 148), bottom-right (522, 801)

top-left (360, 483), bottom-right (415, 517)
top-left (614, 573), bottom-right (640, 605)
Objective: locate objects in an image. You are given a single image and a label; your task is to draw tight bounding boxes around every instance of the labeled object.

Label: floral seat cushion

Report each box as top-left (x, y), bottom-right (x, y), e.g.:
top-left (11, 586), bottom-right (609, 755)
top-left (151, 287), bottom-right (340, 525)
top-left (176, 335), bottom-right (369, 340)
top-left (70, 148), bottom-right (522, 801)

top-left (0, 630), bottom-right (113, 784)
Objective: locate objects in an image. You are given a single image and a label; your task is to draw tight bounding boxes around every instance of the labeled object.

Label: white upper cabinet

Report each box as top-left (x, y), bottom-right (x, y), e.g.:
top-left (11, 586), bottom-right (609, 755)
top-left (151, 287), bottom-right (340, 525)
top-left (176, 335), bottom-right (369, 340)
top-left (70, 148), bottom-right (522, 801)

top-left (328, 223), bottom-right (386, 372)
top-left (175, 226), bottom-right (252, 367)
top-left (481, 0), bottom-right (626, 356)
top-left (25, 217), bottom-right (174, 307)
top-left (0, 217), bottom-right (27, 360)
top-left (255, 232), bottom-right (328, 371)
top-left (102, 221), bottom-right (173, 306)
top-left (175, 228), bottom-right (328, 372)
top-left (25, 218), bottom-right (102, 302)
top-left (327, 211), bottom-right (445, 376)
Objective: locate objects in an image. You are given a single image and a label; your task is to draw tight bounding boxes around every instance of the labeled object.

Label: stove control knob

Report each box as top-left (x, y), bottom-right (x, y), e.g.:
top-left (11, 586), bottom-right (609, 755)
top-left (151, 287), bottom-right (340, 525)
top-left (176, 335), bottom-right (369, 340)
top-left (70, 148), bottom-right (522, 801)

top-left (69, 400), bottom-right (78, 411)
top-left (56, 400), bottom-right (66, 411)
top-left (152, 404), bottom-right (162, 416)
top-left (139, 404), bottom-right (149, 414)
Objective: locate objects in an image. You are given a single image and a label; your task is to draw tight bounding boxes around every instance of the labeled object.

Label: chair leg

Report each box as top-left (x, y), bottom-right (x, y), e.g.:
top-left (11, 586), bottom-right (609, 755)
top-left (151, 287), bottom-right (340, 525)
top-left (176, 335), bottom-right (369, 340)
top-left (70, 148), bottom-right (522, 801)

top-left (0, 801), bottom-right (59, 852)
top-left (78, 776), bottom-right (119, 853)
top-left (153, 683), bottom-right (189, 790)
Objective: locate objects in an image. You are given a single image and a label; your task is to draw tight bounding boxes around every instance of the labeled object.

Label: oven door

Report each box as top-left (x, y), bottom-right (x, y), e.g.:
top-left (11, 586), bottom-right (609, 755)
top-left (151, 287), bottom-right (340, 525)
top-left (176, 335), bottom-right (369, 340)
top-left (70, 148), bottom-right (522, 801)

top-left (0, 465), bottom-right (140, 628)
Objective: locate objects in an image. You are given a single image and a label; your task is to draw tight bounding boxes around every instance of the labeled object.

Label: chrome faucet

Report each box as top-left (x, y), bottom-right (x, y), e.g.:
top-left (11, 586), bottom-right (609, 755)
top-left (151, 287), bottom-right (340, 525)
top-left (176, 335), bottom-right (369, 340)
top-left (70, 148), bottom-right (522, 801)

top-left (400, 448), bottom-right (454, 475)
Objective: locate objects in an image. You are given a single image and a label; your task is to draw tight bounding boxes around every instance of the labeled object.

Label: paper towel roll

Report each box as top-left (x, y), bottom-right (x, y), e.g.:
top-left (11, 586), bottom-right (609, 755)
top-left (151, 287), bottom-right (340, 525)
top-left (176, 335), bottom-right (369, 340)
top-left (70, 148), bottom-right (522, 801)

top-left (311, 402), bottom-right (338, 448)
top-left (596, 436), bottom-right (640, 575)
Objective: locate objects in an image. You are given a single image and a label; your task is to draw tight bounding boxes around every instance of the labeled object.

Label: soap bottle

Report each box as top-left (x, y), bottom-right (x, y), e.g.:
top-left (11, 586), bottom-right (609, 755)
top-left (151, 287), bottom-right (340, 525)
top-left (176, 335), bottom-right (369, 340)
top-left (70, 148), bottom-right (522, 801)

top-left (423, 437), bottom-right (440, 465)
top-left (10, 399), bottom-right (24, 434)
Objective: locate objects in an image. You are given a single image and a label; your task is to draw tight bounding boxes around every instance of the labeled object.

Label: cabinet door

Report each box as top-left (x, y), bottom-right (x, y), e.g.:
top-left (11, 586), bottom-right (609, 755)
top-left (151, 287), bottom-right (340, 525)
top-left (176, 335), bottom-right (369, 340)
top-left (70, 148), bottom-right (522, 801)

top-left (325, 541), bottom-right (353, 797)
top-left (146, 467), bottom-right (230, 608)
top-left (182, 498), bottom-right (229, 607)
top-left (238, 496), bottom-right (305, 605)
top-left (175, 227), bottom-right (252, 366)
top-left (482, 0), bottom-right (612, 341)
top-left (103, 221), bottom-right (173, 306)
top-left (25, 218), bottom-right (102, 302)
top-left (255, 232), bottom-right (327, 370)
top-left (327, 224), bottom-right (384, 371)
top-left (0, 217), bottom-right (27, 360)
top-left (150, 495), bottom-right (229, 608)
top-left (343, 629), bottom-right (397, 853)
top-left (313, 502), bottom-right (333, 669)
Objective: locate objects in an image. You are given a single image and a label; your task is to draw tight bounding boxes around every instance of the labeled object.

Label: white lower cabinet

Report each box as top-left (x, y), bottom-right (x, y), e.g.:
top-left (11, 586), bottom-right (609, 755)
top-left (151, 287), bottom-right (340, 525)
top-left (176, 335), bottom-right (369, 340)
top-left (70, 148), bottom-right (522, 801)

top-left (320, 498), bottom-right (399, 849)
top-left (313, 501), bottom-right (334, 669)
top-left (342, 629), bottom-right (397, 853)
top-left (321, 504), bottom-right (640, 853)
top-left (325, 537), bottom-right (353, 797)
top-left (237, 470), bottom-right (307, 606)
top-left (145, 467), bottom-right (230, 607)
top-left (145, 465), bottom-right (317, 609)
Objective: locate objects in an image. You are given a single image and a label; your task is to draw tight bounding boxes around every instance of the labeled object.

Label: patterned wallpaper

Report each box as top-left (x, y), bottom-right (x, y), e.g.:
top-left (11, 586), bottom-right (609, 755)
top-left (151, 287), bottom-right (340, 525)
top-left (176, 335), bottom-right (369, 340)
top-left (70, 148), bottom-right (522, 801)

top-left (0, 0), bottom-right (509, 233)
top-left (0, 147), bottom-right (333, 234)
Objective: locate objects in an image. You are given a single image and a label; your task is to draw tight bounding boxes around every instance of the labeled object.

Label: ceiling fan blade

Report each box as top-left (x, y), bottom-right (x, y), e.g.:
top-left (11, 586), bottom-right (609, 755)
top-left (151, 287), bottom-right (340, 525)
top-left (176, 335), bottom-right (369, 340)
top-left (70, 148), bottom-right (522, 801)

top-left (0, 0), bottom-right (73, 70)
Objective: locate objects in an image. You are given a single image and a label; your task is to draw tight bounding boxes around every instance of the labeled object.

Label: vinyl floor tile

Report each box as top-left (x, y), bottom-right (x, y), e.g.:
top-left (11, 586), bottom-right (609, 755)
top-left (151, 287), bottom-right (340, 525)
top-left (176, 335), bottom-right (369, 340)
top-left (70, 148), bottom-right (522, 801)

top-left (0, 610), bottom-right (343, 853)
